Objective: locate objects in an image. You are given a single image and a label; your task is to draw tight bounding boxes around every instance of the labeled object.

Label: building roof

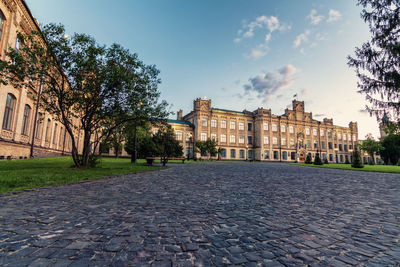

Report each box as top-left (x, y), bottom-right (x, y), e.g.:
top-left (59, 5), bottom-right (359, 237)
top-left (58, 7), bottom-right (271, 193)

top-left (167, 119), bottom-right (195, 128)
top-left (212, 108), bottom-right (244, 114)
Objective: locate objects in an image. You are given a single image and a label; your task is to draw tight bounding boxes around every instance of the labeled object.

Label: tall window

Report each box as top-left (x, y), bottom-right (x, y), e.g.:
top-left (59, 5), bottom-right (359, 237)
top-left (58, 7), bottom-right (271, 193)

top-left (273, 137), bottom-right (278, 145)
top-left (272, 124), bottom-right (277, 132)
top-left (305, 128), bottom-right (310, 135)
top-left (247, 136), bottom-right (253, 144)
top-left (201, 132), bottom-right (207, 141)
top-left (264, 136), bottom-right (269, 144)
top-left (230, 149), bottom-right (236, 158)
top-left (59, 127), bottom-right (64, 146)
top-left (21, 105), bottom-right (31, 135)
top-left (176, 131), bottom-right (182, 141)
top-left (263, 122), bottom-right (268, 131)
top-left (45, 119), bottom-right (51, 142)
top-left (230, 135), bottom-right (235, 143)
top-left (0, 11), bottom-right (5, 44)
top-left (281, 125), bottom-right (286, 133)
top-left (248, 123), bottom-right (252, 131)
top-left (2, 94), bottom-right (16, 130)
top-left (201, 118), bottom-right (207, 127)
top-left (220, 134), bottom-right (226, 142)
top-left (210, 133), bottom-right (217, 140)
top-left (221, 120), bottom-right (226, 128)
top-left (313, 128), bottom-right (317, 136)
top-left (239, 122), bottom-right (244, 130)
top-left (289, 125), bottom-right (294, 133)
top-left (239, 135), bottom-right (245, 144)
top-left (35, 113), bottom-right (43, 139)
top-left (53, 123), bottom-right (58, 144)
top-left (230, 121), bottom-right (235, 130)
top-left (211, 119), bottom-right (217, 128)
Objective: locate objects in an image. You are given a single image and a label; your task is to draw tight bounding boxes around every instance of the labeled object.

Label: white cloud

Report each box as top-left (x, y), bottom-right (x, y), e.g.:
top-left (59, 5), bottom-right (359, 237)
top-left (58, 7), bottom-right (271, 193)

top-left (293, 30), bottom-right (310, 47)
top-left (234, 15), bottom-right (290, 59)
top-left (315, 32), bottom-right (328, 41)
top-left (327, 9), bottom-right (342, 22)
top-left (307, 9), bottom-right (324, 25)
top-left (243, 64), bottom-right (298, 103)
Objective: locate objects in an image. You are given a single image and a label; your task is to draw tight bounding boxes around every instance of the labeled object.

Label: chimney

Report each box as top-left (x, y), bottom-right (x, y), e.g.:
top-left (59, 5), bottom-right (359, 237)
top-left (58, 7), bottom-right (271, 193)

top-left (177, 109), bottom-right (183, 120)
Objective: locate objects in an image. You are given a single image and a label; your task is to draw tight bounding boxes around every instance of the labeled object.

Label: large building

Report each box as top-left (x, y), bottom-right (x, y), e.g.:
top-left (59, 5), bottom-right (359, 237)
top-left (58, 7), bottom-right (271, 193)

top-left (0, 0), bottom-right (85, 159)
top-left (168, 98), bottom-right (358, 163)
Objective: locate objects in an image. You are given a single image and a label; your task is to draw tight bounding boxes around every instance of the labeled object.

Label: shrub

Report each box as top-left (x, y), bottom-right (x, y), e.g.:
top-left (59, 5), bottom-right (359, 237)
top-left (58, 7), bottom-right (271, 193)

top-left (345, 157), bottom-right (350, 164)
top-left (305, 153), bottom-right (312, 164)
top-left (351, 146), bottom-right (364, 168)
top-left (324, 158), bottom-right (329, 164)
top-left (314, 153), bottom-right (323, 165)
top-left (368, 158), bottom-right (375, 165)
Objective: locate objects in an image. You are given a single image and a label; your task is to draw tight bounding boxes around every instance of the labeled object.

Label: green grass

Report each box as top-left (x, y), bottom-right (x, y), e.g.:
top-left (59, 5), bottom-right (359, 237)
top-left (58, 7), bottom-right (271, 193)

top-left (0, 157), bottom-right (163, 194)
top-left (292, 163), bottom-right (400, 174)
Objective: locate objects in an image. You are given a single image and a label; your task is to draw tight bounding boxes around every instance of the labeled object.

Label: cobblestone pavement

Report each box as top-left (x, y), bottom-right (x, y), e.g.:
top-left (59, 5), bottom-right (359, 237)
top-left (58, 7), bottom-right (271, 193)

top-left (1, 162), bottom-right (400, 266)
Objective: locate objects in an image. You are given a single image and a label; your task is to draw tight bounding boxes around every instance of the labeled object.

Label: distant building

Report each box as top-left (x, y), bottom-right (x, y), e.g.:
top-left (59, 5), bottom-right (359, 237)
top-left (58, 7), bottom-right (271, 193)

top-left (164, 98), bottom-right (358, 162)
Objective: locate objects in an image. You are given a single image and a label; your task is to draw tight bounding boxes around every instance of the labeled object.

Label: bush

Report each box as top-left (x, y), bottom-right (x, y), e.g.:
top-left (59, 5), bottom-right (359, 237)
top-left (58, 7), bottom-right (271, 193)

top-left (345, 157), bottom-right (350, 164)
top-left (313, 153), bottom-right (323, 165)
top-left (305, 153), bottom-right (312, 164)
top-left (351, 146), bottom-right (364, 168)
top-left (324, 158), bottom-right (329, 164)
top-left (368, 158), bottom-right (375, 165)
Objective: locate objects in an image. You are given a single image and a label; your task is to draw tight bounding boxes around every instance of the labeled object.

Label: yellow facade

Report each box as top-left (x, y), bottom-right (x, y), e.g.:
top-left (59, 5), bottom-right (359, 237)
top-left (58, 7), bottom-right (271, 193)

top-left (171, 98), bottom-right (358, 162)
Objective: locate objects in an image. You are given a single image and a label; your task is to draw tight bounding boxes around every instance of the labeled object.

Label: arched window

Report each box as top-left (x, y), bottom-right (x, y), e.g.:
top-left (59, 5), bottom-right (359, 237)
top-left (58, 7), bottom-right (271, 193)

top-left (45, 119), bottom-right (51, 141)
top-left (0, 10), bottom-right (5, 43)
top-left (53, 123), bottom-right (58, 144)
top-left (2, 93), bottom-right (16, 130)
top-left (35, 113), bottom-right (43, 139)
top-left (21, 104), bottom-right (31, 135)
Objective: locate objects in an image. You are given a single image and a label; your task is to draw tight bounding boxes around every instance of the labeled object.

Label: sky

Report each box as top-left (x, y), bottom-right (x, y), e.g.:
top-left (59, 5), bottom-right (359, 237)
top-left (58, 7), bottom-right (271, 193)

top-left (26, 0), bottom-right (380, 139)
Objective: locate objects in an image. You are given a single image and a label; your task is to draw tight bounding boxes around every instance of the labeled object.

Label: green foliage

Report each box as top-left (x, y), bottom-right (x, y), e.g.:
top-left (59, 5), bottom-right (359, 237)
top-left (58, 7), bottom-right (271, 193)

top-left (0, 23), bottom-right (168, 168)
top-left (305, 153), bottom-right (312, 164)
top-left (348, 0), bottom-right (400, 121)
top-left (360, 134), bottom-right (382, 161)
top-left (351, 145), bottom-right (364, 168)
top-left (294, 163), bottom-right (400, 173)
top-left (313, 153), bottom-right (323, 165)
top-left (195, 138), bottom-right (218, 159)
top-left (153, 126), bottom-right (183, 158)
top-left (380, 134), bottom-right (400, 165)
top-left (324, 158), bottom-right (329, 164)
top-left (345, 157), bottom-right (350, 164)
top-left (368, 158), bottom-right (375, 165)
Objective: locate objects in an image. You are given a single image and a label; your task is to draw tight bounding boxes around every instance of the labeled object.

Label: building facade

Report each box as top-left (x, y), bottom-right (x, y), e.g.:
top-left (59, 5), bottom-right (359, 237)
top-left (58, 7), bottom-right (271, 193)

top-left (170, 98), bottom-right (358, 162)
top-left (0, 0), bottom-right (85, 159)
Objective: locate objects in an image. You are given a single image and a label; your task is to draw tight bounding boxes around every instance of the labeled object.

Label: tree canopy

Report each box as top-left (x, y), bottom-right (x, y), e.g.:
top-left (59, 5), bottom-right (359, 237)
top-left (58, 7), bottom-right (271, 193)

top-left (348, 0), bottom-right (400, 122)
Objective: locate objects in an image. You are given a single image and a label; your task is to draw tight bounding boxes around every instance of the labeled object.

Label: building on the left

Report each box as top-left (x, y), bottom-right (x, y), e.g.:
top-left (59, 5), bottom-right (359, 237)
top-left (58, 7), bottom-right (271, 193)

top-left (0, 0), bottom-right (86, 159)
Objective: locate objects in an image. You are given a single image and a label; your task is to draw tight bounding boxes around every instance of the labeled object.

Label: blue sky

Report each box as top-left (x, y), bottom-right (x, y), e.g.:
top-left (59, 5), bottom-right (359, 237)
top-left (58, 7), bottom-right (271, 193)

top-left (26, 0), bottom-right (379, 138)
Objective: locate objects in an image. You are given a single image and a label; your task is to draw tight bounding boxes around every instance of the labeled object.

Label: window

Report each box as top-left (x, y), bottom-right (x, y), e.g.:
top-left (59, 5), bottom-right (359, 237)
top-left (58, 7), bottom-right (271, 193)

top-left (247, 136), bottom-right (253, 144)
top-left (239, 122), bottom-right (244, 130)
top-left (339, 144), bottom-right (343, 151)
top-left (353, 134), bottom-right (356, 141)
top-left (221, 120), bottom-right (226, 128)
top-left (313, 128), bottom-right (317, 136)
top-left (0, 10), bottom-right (4, 43)
top-left (282, 151), bottom-right (287, 160)
top-left (328, 131), bottom-right (332, 138)
top-left (322, 153), bottom-right (327, 160)
top-left (281, 125), bottom-right (286, 133)
top-left (230, 135), bottom-right (235, 143)
top-left (35, 113), bottom-right (43, 139)
top-left (230, 121), bottom-right (235, 130)
top-left (306, 140), bottom-right (311, 148)
top-left (264, 150), bottom-right (269, 159)
top-left (273, 151), bottom-right (279, 159)
top-left (201, 118), bottom-right (207, 127)
top-left (272, 124), bottom-right (277, 132)
top-left (239, 136), bottom-right (245, 144)
top-left (230, 149), bottom-right (236, 158)
top-left (201, 132), bottom-right (207, 141)
top-left (221, 148), bottom-right (226, 158)
top-left (264, 136), bottom-right (269, 145)
top-left (248, 123), bottom-right (252, 131)
top-left (329, 154), bottom-right (333, 161)
top-left (15, 36), bottom-right (23, 52)
top-left (328, 142), bottom-right (333, 149)
top-left (2, 94), bottom-right (16, 130)
top-left (273, 137), bottom-right (278, 145)
top-left (220, 134), bottom-right (226, 142)
top-left (239, 150), bottom-right (245, 158)
top-left (211, 133), bottom-right (217, 140)
top-left (291, 152), bottom-right (296, 160)
top-left (176, 131), bottom-right (183, 141)
top-left (263, 122), bottom-right (268, 131)
top-left (211, 119), bottom-right (217, 128)
top-left (344, 145), bottom-right (348, 152)
top-left (340, 155), bottom-right (343, 163)
top-left (314, 141), bottom-right (318, 149)
top-left (21, 105), bottom-right (31, 135)
top-left (305, 128), bottom-right (310, 135)
top-left (53, 123), bottom-right (58, 144)
top-left (59, 127), bottom-right (64, 146)
top-left (321, 141), bottom-right (325, 149)
top-left (338, 133), bottom-right (342, 140)
top-left (289, 125), bottom-right (294, 133)
top-left (186, 133), bottom-right (191, 141)
top-left (290, 138), bottom-right (295, 146)
top-left (281, 138), bottom-right (286, 146)
top-left (343, 133), bottom-right (347, 141)
top-left (320, 129), bottom-right (324, 136)
top-left (248, 150), bottom-right (253, 159)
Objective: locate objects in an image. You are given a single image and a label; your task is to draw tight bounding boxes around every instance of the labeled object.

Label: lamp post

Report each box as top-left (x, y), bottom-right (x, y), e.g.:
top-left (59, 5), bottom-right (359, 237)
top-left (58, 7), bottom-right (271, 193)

top-left (278, 116), bottom-right (281, 162)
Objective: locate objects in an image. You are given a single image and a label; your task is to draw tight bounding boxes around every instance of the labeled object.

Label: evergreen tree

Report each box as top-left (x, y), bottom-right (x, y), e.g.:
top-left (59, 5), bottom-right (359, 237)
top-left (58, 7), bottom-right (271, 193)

top-left (351, 145), bottom-right (364, 168)
top-left (313, 153), bottom-right (323, 165)
top-left (305, 153), bottom-right (312, 164)
top-left (324, 158), bottom-right (329, 164)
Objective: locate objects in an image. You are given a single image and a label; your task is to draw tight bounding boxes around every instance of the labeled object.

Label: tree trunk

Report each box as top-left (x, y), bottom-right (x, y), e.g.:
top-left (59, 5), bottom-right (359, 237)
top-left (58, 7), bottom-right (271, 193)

top-left (131, 123), bottom-right (137, 163)
top-left (81, 130), bottom-right (92, 167)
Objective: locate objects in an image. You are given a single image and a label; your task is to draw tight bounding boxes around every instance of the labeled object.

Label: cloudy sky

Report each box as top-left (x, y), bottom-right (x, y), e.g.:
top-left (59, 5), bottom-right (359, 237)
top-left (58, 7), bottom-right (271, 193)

top-left (26, 0), bottom-right (379, 139)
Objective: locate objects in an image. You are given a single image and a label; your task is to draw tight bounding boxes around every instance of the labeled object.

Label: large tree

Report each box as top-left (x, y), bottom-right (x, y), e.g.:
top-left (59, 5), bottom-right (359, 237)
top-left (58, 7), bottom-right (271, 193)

top-left (0, 24), bottom-right (167, 168)
top-left (348, 0), bottom-right (400, 121)
top-left (153, 126), bottom-right (183, 166)
top-left (360, 133), bottom-right (382, 164)
top-left (380, 133), bottom-right (400, 164)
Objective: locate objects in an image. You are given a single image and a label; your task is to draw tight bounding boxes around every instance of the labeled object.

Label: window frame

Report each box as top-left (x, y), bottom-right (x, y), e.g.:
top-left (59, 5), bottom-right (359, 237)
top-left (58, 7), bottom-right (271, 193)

top-left (2, 93), bottom-right (16, 130)
top-left (21, 104), bottom-right (31, 135)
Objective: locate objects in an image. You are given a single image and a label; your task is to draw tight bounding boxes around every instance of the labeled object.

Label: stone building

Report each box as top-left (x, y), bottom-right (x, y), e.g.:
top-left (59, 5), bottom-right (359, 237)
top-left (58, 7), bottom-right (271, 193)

top-left (170, 98), bottom-right (358, 162)
top-left (0, 0), bottom-right (85, 159)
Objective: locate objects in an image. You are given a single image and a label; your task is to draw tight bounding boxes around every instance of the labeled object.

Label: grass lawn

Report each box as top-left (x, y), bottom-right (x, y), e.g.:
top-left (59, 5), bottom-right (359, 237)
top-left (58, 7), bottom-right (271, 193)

top-left (292, 163), bottom-right (400, 174)
top-left (0, 157), bottom-right (164, 194)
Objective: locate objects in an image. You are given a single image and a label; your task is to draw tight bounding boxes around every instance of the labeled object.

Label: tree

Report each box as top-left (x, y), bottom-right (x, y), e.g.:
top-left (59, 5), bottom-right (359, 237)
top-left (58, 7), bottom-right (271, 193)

top-left (0, 24), bottom-right (167, 168)
top-left (195, 139), bottom-right (218, 160)
top-left (348, 0), bottom-right (400, 122)
top-left (351, 145), bottom-right (364, 168)
top-left (305, 153), bottom-right (312, 164)
top-left (313, 153), bottom-right (323, 165)
top-left (380, 133), bottom-right (400, 165)
top-left (153, 126), bottom-right (183, 166)
top-left (360, 134), bottom-right (382, 165)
